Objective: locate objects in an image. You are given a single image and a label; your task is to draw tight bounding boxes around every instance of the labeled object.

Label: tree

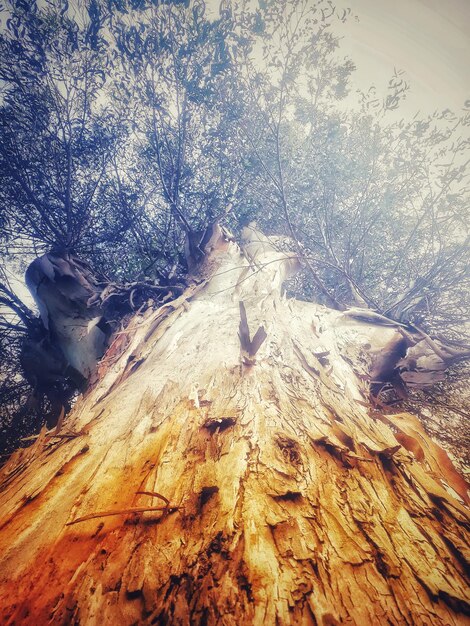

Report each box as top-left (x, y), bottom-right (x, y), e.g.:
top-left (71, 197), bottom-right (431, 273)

top-left (0, 226), bottom-right (469, 624)
top-left (0, 0), bottom-right (469, 623)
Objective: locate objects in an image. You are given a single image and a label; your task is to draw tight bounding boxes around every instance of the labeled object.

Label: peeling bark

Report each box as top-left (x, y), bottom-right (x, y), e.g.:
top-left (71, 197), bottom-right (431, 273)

top-left (0, 227), bottom-right (468, 625)
top-left (25, 252), bottom-right (107, 382)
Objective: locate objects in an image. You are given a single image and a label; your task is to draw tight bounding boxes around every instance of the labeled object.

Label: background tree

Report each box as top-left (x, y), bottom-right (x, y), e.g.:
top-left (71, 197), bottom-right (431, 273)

top-left (0, 0), bottom-right (126, 252)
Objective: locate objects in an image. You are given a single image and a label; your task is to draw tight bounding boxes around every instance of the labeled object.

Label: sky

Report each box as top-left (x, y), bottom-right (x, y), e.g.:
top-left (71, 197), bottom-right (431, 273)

top-left (334, 0), bottom-right (470, 115)
top-left (206, 0), bottom-right (469, 115)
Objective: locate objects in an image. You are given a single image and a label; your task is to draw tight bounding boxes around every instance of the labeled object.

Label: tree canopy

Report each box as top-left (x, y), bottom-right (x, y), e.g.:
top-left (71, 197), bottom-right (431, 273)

top-left (0, 0), bottom-right (469, 453)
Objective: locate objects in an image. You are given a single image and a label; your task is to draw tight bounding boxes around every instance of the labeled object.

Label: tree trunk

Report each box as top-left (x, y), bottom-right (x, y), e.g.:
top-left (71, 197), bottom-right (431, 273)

top-left (0, 227), bottom-right (469, 625)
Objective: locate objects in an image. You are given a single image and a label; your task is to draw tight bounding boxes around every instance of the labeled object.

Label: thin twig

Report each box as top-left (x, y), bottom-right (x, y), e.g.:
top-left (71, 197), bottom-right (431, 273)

top-left (66, 505), bottom-right (178, 526)
top-left (136, 490), bottom-right (170, 505)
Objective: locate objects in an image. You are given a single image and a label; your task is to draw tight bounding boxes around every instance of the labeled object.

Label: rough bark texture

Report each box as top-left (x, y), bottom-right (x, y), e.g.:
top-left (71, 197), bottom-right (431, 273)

top-left (0, 227), bottom-right (469, 625)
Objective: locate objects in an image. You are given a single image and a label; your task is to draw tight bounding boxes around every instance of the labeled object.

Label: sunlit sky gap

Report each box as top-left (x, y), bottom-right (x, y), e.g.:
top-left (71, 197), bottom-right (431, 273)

top-left (206, 0), bottom-right (469, 115)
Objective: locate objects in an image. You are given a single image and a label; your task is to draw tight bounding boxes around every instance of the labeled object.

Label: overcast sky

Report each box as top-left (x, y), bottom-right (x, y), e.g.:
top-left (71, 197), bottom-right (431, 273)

top-left (335, 0), bottom-right (469, 115)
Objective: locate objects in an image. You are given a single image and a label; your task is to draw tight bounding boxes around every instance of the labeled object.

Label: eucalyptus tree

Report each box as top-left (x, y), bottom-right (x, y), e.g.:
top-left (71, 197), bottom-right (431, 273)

top-left (0, 1), bottom-right (469, 624)
top-left (104, 0), bottom-right (251, 276)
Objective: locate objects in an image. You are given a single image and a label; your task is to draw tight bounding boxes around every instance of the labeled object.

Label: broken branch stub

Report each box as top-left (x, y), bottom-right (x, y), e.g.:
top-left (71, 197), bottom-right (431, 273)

top-left (25, 252), bottom-right (107, 381)
top-left (238, 301), bottom-right (267, 365)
